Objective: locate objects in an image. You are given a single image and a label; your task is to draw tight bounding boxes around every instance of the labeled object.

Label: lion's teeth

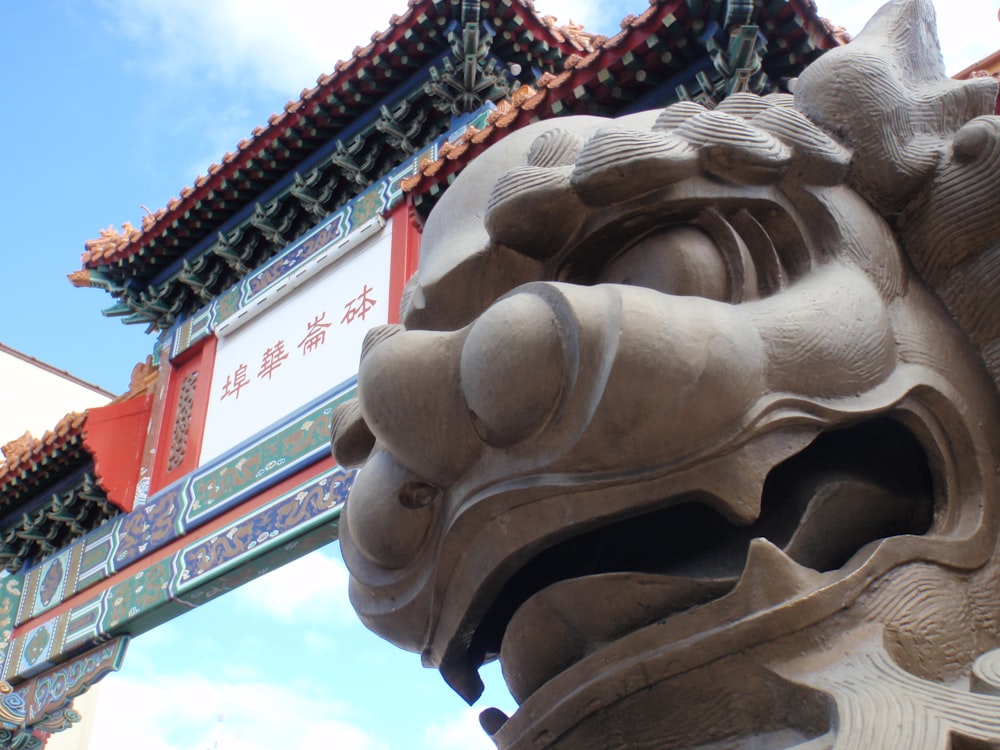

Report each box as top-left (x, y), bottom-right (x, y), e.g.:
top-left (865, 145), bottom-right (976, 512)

top-left (499, 572), bottom-right (733, 703)
top-left (726, 538), bottom-right (825, 611)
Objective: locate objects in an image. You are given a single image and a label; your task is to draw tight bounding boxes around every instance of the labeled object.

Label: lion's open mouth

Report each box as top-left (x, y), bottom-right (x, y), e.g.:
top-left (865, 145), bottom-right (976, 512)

top-left (458, 418), bottom-right (934, 709)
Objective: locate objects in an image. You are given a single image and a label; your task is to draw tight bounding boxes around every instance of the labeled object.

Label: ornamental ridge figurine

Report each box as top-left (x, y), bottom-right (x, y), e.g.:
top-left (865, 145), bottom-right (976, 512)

top-left (331, 1), bottom-right (1000, 747)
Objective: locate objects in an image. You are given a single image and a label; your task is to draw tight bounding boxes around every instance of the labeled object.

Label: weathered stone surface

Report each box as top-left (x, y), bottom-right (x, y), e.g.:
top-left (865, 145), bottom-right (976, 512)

top-left (333, 0), bottom-right (1000, 746)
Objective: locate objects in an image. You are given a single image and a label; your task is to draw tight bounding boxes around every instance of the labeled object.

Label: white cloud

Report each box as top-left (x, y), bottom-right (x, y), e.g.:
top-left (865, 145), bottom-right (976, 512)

top-left (228, 546), bottom-right (356, 625)
top-left (89, 669), bottom-right (386, 750)
top-left (99, 0), bottom-right (999, 125)
top-left (816, 0), bottom-right (998, 74)
top-left (422, 707), bottom-right (498, 750)
top-left (100, 0), bottom-right (632, 99)
top-left (95, 0), bottom-right (636, 197)
top-left (101, 0), bottom-right (405, 95)
top-left (300, 719), bottom-right (390, 750)
top-left (530, 0), bottom-right (624, 34)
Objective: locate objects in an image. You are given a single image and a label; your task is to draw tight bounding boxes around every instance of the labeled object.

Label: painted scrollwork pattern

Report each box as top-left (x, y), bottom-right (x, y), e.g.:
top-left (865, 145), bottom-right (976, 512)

top-left (179, 469), bottom-right (353, 586)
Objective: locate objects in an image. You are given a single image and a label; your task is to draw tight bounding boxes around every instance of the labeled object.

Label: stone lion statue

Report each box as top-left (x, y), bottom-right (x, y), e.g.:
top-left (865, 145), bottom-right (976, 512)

top-left (330, 1), bottom-right (1000, 747)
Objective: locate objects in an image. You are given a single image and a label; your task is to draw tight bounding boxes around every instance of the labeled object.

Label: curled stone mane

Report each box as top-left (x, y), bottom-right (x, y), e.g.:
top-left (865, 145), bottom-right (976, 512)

top-left (483, 91), bottom-right (912, 300)
top-left (795, 0), bottom-right (1000, 385)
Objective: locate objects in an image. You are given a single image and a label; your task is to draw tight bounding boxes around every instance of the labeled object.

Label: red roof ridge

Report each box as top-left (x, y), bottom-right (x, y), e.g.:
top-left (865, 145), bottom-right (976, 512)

top-left (67, 270), bottom-right (91, 289)
top-left (954, 48), bottom-right (1000, 80)
top-left (78, 0), bottom-right (600, 273)
top-left (539, 15), bottom-right (603, 52)
top-left (81, 223), bottom-right (141, 264)
top-left (0, 412), bottom-right (87, 483)
top-left (1, 432), bottom-right (35, 465)
top-left (820, 18), bottom-right (852, 46)
top-left (401, 83), bottom-right (543, 194)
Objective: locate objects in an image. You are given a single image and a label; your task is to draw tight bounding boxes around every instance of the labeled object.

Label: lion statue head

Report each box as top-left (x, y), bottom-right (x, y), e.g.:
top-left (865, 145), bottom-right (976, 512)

top-left (331, 1), bottom-right (1000, 747)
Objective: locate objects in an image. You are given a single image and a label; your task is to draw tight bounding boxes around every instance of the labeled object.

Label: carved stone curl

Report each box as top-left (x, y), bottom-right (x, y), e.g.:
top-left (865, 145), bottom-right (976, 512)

top-left (332, 1), bottom-right (1000, 747)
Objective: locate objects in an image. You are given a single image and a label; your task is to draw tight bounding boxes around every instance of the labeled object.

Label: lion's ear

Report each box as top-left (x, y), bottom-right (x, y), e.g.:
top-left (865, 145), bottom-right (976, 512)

top-left (902, 115), bottom-right (1000, 386)
top-left (794, 0), bottom-right (997, 213)
top-left (856, 0), bottom-right (946, 84)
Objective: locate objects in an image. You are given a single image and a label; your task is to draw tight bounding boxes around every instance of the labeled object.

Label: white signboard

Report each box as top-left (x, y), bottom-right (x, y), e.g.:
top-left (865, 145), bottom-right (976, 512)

top-left (199, 220), bottom-right (392, 464)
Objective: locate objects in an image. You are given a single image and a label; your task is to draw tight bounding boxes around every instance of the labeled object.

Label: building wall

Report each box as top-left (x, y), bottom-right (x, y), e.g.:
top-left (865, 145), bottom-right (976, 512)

top-left (0, 345), bottom-right (112, 446)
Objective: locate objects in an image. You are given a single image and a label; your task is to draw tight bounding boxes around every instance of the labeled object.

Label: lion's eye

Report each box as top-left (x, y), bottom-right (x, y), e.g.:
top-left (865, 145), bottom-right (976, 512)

top-left (558, 202), bottom-right (805, 302)
top-left (596, 225), bottom-right (732, 301)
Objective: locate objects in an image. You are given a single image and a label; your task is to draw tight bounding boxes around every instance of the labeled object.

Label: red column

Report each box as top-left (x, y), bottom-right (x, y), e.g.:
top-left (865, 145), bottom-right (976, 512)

top-left (148, 336), bottom-right (217, 493)
top-left (387, 198), bottom-right (422, 325)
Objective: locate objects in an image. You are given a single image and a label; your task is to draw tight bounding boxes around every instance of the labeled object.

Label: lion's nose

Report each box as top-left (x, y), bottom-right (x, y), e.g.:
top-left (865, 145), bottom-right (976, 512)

top-left (330, 324), bottom-right (405, 468)
top-left (342, 450), bottom-right (439, 572)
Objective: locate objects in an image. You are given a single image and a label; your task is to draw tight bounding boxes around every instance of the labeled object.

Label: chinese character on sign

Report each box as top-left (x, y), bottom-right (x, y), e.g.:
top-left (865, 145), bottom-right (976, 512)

top-left (220, 363), bottom-right (251, 400)
top-left (258, 340), bottom-right (289, 380)
top-left (341, 284), bottom-right (377, 325)
top-left (298, 312), bottom-right (332, 355)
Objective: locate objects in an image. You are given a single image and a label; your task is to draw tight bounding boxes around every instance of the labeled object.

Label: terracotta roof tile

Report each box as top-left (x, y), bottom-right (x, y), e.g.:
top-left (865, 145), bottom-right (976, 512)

top-left (141, 208), bottom-right (164, 231)
top-left (80, 0), bottom-right (599, 274)
top-left (470, 124), bottom-right (495, 144)
top-left (400, 0), bottom-right (845, 199)
top-left (522, 88), bottom-right (548, 110)
top-left (422, 158), bottom-right (443, 177)
top-left (0, 413), bottom-right (87, 486)
top-left (2, 433), bottom-right (34, 465)
top-left (541, 16), bottom-right (601, 51)
top-left (492, 108), bottom-right (520, 129)
top-left (488, 100), bottom-right (514, 124)
top-left (821, 18), bottom-right (852, 45)
top-left (114, 357), bottom-right (158, 403)
top-left (67, 270), bottom-right (90, 288)
top-left (509, 84), bottom-right (538, 107)
top-left (400, 173), bottom-right (423, 192)
top-left (82, 224), bottom-right (140, 264)
top-left (954, 47), bottom-right (1000, 79)
top-left (445, 140), bottom-right (470, 160)
top-left (0, 354), bottom-right (156, 497)
top-left (405, 86), bottom-right (545, 194)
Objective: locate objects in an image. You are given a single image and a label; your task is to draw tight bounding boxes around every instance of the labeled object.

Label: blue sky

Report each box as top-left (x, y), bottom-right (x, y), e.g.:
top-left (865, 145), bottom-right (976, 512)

top-left (1, 1), bottom-right (997, 748)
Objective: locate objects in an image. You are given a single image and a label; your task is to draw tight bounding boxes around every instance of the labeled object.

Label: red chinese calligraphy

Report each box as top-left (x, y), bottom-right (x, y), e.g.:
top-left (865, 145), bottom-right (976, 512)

top-left (341, 285), bottom-right (377, 325)
top-left (258, 340), bottom-right (289, 380)
top-left (298, 312), bottom-right (332, 355)
top-left (220, 363), bottom-right (251, 400)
